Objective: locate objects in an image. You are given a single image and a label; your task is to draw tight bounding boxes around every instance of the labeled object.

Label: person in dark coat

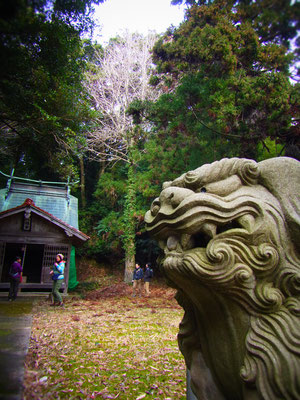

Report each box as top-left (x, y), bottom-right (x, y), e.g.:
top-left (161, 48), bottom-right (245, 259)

top-left (8, 256), bottom-right (23, 301)
top-left (132, 263), bottom-right (143, 297)
top-left (144, 263), bottom-right (153, 297)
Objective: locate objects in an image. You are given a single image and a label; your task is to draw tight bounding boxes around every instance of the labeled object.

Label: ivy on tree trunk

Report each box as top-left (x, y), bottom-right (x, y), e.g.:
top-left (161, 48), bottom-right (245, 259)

top-left (123, 163), bottom-right (137, 283)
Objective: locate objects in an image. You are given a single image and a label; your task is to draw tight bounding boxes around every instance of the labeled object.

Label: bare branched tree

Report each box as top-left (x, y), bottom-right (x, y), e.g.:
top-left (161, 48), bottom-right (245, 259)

top-left (85, 31), bottom-right (160, 165)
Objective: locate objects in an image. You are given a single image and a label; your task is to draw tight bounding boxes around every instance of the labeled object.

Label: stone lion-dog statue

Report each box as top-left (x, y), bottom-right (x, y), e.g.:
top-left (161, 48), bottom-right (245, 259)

top-left (145, 157), bottom-right (300, 400)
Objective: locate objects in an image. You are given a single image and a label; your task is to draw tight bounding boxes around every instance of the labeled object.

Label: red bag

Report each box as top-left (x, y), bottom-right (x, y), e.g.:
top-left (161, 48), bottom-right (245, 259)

top-left (20, 275), bottom-right (23, 283)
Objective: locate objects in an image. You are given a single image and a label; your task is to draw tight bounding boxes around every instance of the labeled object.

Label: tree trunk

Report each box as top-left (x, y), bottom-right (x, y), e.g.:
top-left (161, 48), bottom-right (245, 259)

top-left (79, 156), bottom-right (86, 208)
top-left (124, 244), bottom-right (135, 283)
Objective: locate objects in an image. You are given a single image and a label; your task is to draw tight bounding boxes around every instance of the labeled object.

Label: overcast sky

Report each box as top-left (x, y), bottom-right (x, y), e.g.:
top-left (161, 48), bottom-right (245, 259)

top-left (94, 0), bottom-right (186, 44)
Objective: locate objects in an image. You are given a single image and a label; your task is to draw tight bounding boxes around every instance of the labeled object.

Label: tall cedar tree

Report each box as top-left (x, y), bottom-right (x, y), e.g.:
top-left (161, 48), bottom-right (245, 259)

top-left (146, 0), bottom-right (299, 159)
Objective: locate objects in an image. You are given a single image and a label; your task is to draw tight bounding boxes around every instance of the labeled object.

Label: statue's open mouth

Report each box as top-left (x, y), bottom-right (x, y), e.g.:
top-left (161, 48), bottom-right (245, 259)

top-left (145, 188), bottom-right (259, 260)
top-left (156, 213), bottom-right (255, 258)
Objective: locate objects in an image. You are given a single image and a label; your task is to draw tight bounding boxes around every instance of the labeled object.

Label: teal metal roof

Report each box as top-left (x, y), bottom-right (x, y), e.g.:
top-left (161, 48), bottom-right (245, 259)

top-left (0, 181), bottom-right (79, 229)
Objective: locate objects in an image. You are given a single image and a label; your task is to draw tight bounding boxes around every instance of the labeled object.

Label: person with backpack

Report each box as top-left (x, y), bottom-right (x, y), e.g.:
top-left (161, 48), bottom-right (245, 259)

top-left (132, 263), bottom-right (144, 297)
top-left (50, 253), bottom-right (65, 307)
top-left (8, 256), bottom-right (23, 301)
top-left (144, 262), bottom-right (153, 297)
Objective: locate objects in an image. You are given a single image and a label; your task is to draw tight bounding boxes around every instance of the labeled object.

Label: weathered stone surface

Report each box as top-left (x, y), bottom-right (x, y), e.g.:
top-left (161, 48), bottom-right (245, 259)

top-left (145, 157), bottom-right (300, 400)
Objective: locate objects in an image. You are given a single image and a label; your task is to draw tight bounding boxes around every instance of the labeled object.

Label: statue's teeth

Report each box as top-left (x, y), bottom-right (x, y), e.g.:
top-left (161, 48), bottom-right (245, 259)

top-left (202, 223), bottom-right (217, 238)
top-left (181, 234), bottom-right (193, 250)
top-left (167, 235), bottom-right (180, 251)
top-left (237, 214), bottom-right (255, 232)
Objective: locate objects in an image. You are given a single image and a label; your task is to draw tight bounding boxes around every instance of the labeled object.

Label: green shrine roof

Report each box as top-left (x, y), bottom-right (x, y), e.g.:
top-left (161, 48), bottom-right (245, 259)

top-left (0, 174), bottom-right (79, 229)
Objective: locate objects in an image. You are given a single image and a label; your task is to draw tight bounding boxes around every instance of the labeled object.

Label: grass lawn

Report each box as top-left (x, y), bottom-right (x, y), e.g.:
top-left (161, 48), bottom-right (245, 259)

top-left (23, 279), bottom-right (186, 399)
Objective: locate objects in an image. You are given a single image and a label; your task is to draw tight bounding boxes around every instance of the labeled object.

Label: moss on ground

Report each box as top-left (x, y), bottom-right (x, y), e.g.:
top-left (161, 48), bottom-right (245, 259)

top-left (23, 287), bottom-right (186, 399)
top-left (0, 301), bottom-right (33, 316)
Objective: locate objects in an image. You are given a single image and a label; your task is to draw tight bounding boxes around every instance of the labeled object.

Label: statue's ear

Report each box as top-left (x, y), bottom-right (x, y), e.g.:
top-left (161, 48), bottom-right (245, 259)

top-left (258, 157), bottom-right (300, 244)
top-left (163, 181), bottom-right (172, 189)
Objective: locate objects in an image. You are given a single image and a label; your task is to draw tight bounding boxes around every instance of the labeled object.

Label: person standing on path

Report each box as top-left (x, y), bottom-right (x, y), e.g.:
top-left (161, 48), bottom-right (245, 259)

top-left (50, 253), bottom-right (65, 307)
top-left (132, 263), bottom-right (143, 297)
top-left (8, 256), bottom-right (23, 301)
top-left (144, 263), bottom-right (153, 297)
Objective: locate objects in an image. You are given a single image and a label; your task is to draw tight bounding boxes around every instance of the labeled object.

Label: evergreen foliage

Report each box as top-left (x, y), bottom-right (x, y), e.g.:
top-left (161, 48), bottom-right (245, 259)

top-left (88, 0), bottom-right (299, 267)
top-left (0, 0), bottom-right (103, 180)
top-left (149, 0), bottom-right (298, 159)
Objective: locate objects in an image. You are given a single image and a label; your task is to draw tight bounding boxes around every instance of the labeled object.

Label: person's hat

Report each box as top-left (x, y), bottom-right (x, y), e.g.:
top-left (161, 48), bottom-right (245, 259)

top-left (57, 253), bottom-right (64, 260)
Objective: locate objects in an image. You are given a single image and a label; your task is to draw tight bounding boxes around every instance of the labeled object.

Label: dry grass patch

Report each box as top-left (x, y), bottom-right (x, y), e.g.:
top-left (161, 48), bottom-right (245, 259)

top-left (23, 286), bottom-right (186, 399)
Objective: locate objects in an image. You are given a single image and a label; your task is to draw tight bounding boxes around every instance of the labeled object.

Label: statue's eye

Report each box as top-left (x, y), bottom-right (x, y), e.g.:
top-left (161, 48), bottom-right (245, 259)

top-left (200, 187), bottom-right (207, 193)
top-left (171, 198), bottom-right (180, 208)
top-left (168, 192), bottom-right (181, 208)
